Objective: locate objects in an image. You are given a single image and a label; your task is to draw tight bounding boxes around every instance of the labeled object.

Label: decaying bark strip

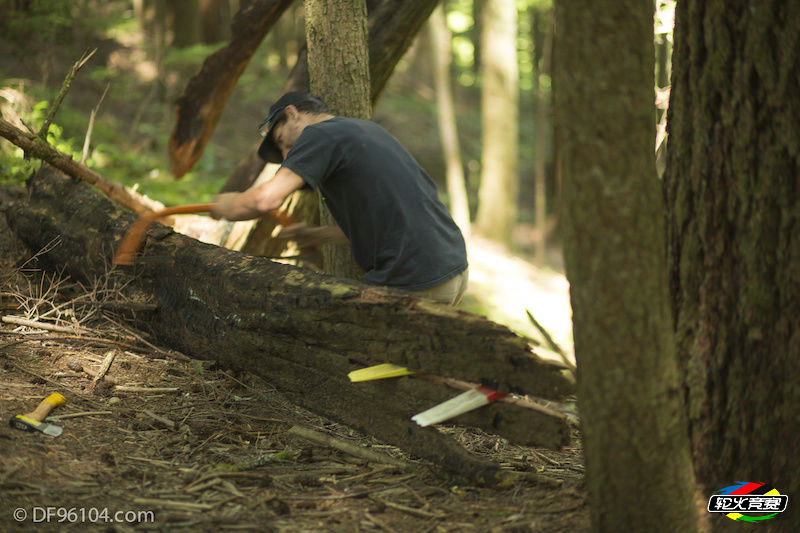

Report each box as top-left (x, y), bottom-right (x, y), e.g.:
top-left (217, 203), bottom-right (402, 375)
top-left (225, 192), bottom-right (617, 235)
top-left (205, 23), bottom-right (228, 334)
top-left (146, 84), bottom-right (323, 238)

top-left (168, 0), bottom-right (294, 178)
top-left (8, 167), bottom-right (573, 483)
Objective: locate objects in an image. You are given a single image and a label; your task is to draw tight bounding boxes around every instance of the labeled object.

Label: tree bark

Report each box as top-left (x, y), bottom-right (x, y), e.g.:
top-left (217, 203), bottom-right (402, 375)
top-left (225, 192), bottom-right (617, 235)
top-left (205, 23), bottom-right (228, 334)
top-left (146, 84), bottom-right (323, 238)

top-left (429, 4), bottom-right (471, 237)
top-left (303, 0), bottom-right (371, 280)
top-left (553, 0), bottom-right (698, 531)
top-left (665, 1), bottom-right (800, 530)
top-left (7, 168), bottom-right (574, 481)
top-left (474, 0), bottom-right (518, 245)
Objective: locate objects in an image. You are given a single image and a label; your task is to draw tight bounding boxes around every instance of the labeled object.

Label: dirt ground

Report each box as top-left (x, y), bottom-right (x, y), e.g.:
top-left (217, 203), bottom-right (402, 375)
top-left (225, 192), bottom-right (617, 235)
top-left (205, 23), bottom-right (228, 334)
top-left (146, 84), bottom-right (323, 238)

top-left (0, 194), bottom-right (589, 532)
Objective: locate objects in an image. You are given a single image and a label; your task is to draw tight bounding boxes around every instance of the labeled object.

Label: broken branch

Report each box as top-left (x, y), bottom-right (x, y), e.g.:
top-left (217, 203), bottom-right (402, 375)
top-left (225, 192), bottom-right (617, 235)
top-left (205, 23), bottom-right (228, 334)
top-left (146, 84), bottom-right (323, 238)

top-left (38, 48), bottom-right (97, 143)
top-left (0, 118), bottom-right (159, 216)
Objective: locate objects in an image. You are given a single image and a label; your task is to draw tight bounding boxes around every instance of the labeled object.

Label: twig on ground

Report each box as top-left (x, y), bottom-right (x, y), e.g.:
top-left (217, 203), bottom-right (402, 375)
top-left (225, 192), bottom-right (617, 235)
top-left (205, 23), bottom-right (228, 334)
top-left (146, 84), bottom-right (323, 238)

top-left (374, 498), bottom-right (445, 519)
top-left (287, 426), bottom-right (411, 469)
top-left (2, 356), bottom-right (107, 409)
top-left (132, 498), bottom-right (213, 511)
top-left (142, 409), bottom-right (176, 430)
top-left (50, 410), bottom-right (113, 420)
top-left (90, 349), bottom-right (117, 390)
top-left (114, 386), bottom-right (180, 393)
top-left (282, 485), bottom-right (404, 501)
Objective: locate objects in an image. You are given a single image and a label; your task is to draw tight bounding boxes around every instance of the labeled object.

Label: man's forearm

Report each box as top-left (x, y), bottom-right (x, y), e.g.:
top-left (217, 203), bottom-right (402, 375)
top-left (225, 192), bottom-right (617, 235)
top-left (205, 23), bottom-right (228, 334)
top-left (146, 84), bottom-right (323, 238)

top-left (212, 191), bottom-right (266, 221)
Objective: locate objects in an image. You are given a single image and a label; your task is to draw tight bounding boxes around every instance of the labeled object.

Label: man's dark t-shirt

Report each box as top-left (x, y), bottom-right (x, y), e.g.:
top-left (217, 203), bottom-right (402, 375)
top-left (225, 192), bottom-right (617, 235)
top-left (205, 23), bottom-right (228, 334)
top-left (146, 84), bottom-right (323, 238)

top-left (281, 117), bottom-right (467, 290)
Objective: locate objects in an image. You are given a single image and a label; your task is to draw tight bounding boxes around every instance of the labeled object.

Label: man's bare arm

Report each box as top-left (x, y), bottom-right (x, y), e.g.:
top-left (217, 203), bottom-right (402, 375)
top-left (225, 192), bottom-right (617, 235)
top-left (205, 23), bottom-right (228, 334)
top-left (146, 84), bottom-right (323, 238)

top-left (211, 167), bottom-right (306, 221)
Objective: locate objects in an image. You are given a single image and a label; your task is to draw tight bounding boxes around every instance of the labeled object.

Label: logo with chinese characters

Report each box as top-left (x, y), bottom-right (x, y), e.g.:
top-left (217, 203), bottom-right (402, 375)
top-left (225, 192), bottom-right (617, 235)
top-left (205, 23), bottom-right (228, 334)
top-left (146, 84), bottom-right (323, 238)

top-left (707, 482), bottom-right (788, 523)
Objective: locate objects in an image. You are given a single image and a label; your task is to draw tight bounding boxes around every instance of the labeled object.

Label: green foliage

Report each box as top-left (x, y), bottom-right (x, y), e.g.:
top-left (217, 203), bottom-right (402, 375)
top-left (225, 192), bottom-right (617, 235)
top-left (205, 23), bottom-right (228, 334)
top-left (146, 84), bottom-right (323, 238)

top-left (0, 0), bottom-right (74, 44)
top-left (0, 151), bottom-right (35, 185)
top-left (0, 99), bottom-right (79, 184)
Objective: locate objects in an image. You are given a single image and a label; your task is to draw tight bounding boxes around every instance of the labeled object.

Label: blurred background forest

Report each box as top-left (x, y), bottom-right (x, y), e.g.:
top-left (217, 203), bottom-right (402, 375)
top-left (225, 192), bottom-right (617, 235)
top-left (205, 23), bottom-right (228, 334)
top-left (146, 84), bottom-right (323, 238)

top-left (0, 0), bottom-right (675, 354)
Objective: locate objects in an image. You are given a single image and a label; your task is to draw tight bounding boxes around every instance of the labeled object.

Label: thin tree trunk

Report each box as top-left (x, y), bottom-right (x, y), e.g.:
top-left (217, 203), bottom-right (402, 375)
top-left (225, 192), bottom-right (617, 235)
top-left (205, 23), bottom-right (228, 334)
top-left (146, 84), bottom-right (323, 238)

top-left (167, 0), bottom-right (202, 47)
top-left (474, 0), bottom-right (518, 245)
top-left (553, 0), bottom-right (697, 531)
top-left (533, 9), bottom-right (553, 264)
top-left (303, 0), bottom-right (371, 280)
top-left (200, 0), bottom-right (231, 43)
top-left (429, 4), bottom-right (470, 236)
top-left (665, 1), bottom-right (800, 530)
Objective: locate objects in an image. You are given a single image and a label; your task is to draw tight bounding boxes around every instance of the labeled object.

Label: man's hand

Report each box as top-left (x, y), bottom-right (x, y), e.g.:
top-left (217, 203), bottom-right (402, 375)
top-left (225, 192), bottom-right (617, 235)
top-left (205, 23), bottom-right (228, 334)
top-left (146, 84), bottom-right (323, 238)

top-left (211, 167), bottom-right (307, 221)
top-left (210, 192), bottom-right (243, 220)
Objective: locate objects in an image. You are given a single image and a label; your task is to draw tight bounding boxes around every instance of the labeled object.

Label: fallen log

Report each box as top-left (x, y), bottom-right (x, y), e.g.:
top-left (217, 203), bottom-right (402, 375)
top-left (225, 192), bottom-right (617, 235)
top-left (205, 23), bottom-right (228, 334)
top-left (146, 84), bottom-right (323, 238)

top-left (7, 167), bottom-right (573, 482)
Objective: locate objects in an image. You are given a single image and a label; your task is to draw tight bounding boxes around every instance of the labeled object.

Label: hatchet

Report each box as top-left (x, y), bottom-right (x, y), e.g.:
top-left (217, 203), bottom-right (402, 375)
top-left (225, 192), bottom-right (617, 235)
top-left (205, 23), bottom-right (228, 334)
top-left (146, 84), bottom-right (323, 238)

top-left (9, 393), bottom-right (66, 436)
top-left (112, 203), bottom-right (302, 266)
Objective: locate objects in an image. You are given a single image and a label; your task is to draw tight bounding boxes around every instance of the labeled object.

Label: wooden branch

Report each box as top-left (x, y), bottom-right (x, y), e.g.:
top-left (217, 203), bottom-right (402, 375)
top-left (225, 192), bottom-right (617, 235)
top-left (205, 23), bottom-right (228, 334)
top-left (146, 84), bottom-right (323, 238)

top-left (0, 117), bottom-right (158, 216)
top-left (114, 386), bottom-right (180, 393)
top-left (141, 409), bottom-right (176, 430)
top-left (287, 426), bottom-right (411, 468)
top-left (39, 48), bottom-right (97, 143)
top-left (90, 349), bottom-right (116, 389)
top-left (2, 315), bottom-right (88, 335)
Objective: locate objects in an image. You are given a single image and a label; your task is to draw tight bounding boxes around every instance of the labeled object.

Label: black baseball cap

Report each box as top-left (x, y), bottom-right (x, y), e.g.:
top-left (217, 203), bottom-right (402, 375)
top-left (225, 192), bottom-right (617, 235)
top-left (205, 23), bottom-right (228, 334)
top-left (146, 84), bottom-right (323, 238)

top-left (257, 91), bottom-right (318, 163)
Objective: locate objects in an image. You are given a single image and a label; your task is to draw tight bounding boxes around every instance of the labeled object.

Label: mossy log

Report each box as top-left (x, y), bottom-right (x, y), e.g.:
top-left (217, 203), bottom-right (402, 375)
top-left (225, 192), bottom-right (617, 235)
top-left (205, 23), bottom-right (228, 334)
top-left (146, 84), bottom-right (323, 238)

top-left (7, 167), bottom-right (573, 483)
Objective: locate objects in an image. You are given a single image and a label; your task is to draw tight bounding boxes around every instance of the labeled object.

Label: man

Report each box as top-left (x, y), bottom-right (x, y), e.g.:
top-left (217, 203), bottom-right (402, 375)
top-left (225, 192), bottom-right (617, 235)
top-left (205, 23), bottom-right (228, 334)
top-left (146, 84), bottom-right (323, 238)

top-left (211, 91), bottom-right (468, 306)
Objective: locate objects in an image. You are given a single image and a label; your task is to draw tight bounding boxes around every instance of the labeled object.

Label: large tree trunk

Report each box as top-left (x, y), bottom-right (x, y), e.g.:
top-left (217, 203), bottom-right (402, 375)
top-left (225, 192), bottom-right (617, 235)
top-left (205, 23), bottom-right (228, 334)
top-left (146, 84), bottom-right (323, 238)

top-left (7, 167), bottom-right (574, 483)
top-left (664, 1), bottom-right (800, 530)
top-left (303, 0), bottom-right (370, 280)
top-left (553, 0), bottom-right (698, 532)
top-left (474, 0), bottom-right (518, 245)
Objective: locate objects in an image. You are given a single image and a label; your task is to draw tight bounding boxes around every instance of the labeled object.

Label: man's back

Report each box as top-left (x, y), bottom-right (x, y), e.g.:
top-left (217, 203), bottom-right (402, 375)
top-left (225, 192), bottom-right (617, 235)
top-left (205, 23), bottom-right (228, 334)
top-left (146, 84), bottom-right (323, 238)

top-left (282, 117), bottom-right (467, 290)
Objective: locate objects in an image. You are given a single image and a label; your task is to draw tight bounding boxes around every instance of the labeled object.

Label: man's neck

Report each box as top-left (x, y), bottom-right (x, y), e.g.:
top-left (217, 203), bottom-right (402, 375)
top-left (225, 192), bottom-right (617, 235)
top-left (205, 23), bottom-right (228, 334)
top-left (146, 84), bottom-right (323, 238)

top-left (306, 113), bottom-right (336, 126)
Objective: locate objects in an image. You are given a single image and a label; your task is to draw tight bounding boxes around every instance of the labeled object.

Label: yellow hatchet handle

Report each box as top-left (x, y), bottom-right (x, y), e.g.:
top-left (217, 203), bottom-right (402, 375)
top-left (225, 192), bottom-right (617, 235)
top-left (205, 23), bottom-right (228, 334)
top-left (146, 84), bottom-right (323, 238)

top-left (25, 393), bottom-right (66, 422)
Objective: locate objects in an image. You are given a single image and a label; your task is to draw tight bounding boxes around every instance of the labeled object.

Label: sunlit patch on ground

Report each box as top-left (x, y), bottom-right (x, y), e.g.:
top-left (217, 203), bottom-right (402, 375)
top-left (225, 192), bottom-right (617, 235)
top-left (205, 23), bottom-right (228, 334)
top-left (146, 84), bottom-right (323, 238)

top-left (462, 236), bottom-right (574, 366)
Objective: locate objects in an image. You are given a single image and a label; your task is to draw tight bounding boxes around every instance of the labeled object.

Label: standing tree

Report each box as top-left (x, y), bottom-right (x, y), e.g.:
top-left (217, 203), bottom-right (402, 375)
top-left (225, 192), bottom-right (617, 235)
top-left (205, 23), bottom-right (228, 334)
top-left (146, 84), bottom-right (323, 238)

top-left (429, 4), bottom-right (471, 236)
top-left (553, 0), bottom-right (698, 531)
top-left (664, 1), bottom-right (800, 530)
top-left (303, 0), bottom-right (371, 279)
top-left (474, 0), bottom-right (518, 245)
top-left (533, 7), bottom-right (554, 264)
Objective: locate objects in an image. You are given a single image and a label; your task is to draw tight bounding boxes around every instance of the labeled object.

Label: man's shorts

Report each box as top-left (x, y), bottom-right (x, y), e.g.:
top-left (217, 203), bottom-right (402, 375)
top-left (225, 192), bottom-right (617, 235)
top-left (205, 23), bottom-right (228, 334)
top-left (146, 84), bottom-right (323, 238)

top-left (410, 268), bottom-right (469, 307)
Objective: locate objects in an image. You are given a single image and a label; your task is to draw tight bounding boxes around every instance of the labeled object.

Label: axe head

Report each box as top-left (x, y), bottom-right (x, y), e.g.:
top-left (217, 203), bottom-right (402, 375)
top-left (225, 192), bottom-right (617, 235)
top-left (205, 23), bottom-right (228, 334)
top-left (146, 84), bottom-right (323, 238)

top-left (9, 414), bottom-right (63, 437)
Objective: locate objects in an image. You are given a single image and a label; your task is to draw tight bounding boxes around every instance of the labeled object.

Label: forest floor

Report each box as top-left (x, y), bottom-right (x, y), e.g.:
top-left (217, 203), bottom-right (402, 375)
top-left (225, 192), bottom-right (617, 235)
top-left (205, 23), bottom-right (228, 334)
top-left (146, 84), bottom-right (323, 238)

top-left (0, 202), bottom-right (589, 533)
